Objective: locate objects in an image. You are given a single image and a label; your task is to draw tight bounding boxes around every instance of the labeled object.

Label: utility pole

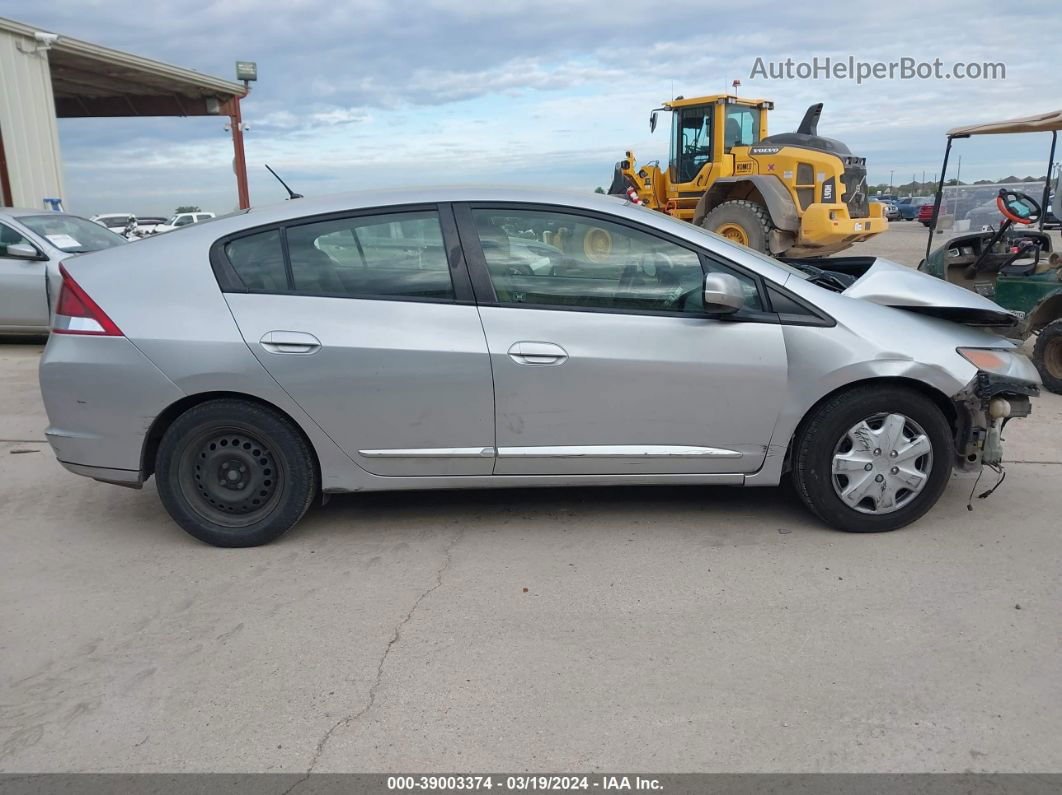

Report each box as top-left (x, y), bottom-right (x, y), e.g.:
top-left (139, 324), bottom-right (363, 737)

top-left (889, 170), bottom-right (894, 193)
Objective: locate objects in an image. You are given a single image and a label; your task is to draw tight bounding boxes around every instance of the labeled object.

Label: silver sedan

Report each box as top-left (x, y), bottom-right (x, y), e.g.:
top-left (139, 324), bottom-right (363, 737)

top-left (38, 188), bottom-right (1040, 546)
top-left (0, 208), bottom-right (127, 334)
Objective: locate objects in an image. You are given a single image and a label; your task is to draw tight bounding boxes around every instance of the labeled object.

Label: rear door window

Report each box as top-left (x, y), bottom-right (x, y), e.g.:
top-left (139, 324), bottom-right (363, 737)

top-left (224, 229), bottom-right (288, 291)
top-left (285, 211), bottom-right (453, 300)
top-left (220, 210), bottom-right (455, 300)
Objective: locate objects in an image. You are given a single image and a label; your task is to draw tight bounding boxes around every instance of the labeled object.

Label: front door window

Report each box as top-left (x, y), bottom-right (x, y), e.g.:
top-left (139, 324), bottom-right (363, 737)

top-left (470, 208), bottom-right (707, 313)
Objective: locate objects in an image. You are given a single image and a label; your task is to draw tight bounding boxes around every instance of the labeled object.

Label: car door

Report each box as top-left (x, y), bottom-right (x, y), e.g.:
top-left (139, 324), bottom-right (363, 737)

top-left (218, 204), bottom-right (495, 476)
top-left (0, 222), bottom-right (49, 330)
top-left (455, 203), bottom-right (789, 476)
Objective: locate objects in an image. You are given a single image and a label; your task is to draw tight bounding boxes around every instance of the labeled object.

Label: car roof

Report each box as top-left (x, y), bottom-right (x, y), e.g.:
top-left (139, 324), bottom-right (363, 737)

top-left (223, 186), bottom-right (630, 228)
top-left (208, 186), bottom-right (637, 235)
top-left (183, 186), bottom-right (687, 248)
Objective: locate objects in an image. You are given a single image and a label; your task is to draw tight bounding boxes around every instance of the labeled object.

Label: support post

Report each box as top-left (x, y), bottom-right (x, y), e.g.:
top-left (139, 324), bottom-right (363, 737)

top-left (1039, 131), bottom-right (1056, 232)
top-left (925, 136), bottom-right (956, 262)
top-left (0, 122), bottom-right (13, 207)
top-left (230, 95), bottom-right (250, 210)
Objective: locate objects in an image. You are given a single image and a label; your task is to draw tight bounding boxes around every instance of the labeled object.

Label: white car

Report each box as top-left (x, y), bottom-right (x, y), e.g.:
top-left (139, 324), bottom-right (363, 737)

top-left (156, 211), bottom-right (216, 232)
top-left (90, 213), bottom-right (136, 232)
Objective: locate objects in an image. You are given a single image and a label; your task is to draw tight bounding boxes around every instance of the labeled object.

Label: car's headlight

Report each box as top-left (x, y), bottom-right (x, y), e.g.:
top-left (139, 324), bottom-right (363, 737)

top-left (957, 348), bottom-right (1038, 381)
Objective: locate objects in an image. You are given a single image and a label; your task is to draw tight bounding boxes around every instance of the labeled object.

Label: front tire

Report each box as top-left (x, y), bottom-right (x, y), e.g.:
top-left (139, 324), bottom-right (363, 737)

top-left (156, 399), bottom-right (317, 547)
top-left (1032, 319), bottom-right (1062, 394)
top-left (792, 385), bottom-right (954, 532)
top-left (701, 199), bottom-right (774, 253)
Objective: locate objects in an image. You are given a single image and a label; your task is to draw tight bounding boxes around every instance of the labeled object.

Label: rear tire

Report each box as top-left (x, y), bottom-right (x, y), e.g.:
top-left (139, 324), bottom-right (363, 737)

top-left (701, 200), bottom-right (774, 253)
top-left (1032, 319), bottom-right (1062, 394)
top-left (792, 385), bottom-right (954, 532)
top-left (156, 399), bottom-right (317, 547)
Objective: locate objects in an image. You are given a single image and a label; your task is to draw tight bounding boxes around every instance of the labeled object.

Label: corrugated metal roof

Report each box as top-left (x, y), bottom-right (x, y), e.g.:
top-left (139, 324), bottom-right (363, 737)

top-left (0, 15), bottom-right (247, 117)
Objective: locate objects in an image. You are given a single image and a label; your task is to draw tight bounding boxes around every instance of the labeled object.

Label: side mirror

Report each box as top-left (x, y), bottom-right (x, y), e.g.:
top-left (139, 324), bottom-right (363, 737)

top-left (5, 242), bottom-right (39, 259)
top-left (703, 272), bottom-right (745, 314)
top-left (649, 111), bottom-right (658, 133)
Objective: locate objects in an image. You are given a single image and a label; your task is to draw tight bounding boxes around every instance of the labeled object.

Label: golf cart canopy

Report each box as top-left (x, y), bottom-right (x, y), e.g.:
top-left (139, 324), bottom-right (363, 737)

top-left (947, 110), bottom-right (1062, 137)
top-left (927, 109), bottom-right (1061, 258)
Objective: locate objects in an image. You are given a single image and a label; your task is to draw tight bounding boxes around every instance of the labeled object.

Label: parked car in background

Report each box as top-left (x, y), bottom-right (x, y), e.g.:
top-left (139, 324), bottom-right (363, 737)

top-left (38, 188), bottom-right (1039, 546)
top-left (0, 209), bottom-right (127, 334)
top-left (1043, 193), bottom-right (1059, 229)
top-left (918, 202), bottom-right (935, 226)
top-left (134, 217), bottom-right (170, 235)
top-left (154, 211), bottom-right (216, 233)
top-left (896, 197), bottom-right (931, 221)
top-left (870, 197), bottom-right (900, 221)
top-left (90, 213), bottom-right (136, 232)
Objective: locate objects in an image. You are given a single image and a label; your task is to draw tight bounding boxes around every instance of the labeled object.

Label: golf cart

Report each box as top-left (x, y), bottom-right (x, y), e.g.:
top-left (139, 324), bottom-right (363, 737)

top-left (919, 110), bottom-right (1062, 392)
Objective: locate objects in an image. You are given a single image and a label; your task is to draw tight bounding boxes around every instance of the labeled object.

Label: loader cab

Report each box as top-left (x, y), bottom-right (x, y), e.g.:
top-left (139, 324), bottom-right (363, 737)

top-left (659, 96), bottom-right (769, 189)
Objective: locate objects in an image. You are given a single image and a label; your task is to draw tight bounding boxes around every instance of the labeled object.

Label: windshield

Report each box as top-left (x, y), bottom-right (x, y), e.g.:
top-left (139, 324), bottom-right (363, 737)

top-left (20, 215), bottom-right (128, 253)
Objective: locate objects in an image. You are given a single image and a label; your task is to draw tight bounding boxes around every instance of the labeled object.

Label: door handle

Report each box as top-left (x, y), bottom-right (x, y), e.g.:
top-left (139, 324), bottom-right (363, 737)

top-left (507, 341), bottom-right (568, 366)
top-left (260, 330), bottom-right (322, 355)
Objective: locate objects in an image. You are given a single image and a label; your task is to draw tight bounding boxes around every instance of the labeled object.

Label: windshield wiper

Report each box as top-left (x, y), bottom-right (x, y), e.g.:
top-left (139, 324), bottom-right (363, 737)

top-left (787, 262), bottom-right (850, 292)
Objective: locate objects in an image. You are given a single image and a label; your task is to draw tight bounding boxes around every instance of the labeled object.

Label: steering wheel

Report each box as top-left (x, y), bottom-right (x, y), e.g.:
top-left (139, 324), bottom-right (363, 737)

top-left (996, 189), bottom-right (1041, 225)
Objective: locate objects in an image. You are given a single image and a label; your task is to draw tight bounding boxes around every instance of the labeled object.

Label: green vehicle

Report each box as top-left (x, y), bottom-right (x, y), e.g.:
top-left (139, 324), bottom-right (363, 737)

top-left (919, 109), bottom-right (1062, 393)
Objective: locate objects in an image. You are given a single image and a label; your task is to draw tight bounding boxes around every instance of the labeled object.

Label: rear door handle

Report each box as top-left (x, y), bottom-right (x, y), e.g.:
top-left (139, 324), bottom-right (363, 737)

top-left (507, 341), bottom-right (568, 366)
top-left (260, 331), bottom-right (322, 355)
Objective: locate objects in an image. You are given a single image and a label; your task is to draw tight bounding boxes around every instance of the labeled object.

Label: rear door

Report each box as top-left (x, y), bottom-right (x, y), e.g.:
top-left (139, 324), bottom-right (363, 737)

top-left (455, 203), bottom-right (789, 476)
top-left (217, 204), bottom-right (495, 476)
top-left (0, 222), bottom-right (49, 330)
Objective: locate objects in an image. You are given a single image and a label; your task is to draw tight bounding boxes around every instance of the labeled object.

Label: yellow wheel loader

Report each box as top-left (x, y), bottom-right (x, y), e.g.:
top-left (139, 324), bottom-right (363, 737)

top-left (608, 95), bottom-right (886, 257)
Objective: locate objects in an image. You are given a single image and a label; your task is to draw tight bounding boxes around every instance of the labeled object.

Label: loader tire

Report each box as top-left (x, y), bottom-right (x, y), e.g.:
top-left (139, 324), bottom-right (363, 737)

top-left (701, 200), bottom-right (774, 253)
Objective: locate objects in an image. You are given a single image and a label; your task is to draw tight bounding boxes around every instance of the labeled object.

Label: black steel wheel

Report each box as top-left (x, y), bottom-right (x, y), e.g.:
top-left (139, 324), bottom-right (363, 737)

top-left (156, 399), bottom-right (317, 547)
top-left (179, 428), bottom-right (284, 527)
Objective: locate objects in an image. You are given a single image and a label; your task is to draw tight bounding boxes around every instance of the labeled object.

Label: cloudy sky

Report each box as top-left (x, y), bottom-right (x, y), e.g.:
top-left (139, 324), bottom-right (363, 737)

top-left (3, 0), bottom-right (1061, 215)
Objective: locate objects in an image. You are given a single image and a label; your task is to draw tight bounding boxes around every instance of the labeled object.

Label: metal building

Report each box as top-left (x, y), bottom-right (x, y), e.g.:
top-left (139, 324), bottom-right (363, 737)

top-left (0, 16), bottom-right (250, 210)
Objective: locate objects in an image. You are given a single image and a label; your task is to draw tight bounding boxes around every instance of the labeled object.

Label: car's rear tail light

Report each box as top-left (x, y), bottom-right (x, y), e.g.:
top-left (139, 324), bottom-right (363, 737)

top-left (53, 264), bottom-right (123, 336)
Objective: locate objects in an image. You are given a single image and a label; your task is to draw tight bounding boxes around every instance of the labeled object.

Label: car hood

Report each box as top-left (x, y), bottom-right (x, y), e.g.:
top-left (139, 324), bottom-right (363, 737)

top-left (841, 257), bottom-right (1020, 327)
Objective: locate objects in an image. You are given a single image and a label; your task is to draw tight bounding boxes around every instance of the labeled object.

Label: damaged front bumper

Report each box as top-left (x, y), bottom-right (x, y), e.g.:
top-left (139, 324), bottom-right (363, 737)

top-left (952, 371), bottom-right (1040, 472)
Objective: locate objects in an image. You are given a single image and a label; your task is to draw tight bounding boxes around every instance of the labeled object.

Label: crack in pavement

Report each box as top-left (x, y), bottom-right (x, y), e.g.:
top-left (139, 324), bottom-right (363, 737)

top-left (282, 526), bottom-right (465, 794)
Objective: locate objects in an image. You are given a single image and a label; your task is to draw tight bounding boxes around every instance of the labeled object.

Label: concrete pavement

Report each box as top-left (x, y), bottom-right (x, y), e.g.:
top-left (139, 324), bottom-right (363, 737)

top-left (1, 328), bottom-right (1060, 774)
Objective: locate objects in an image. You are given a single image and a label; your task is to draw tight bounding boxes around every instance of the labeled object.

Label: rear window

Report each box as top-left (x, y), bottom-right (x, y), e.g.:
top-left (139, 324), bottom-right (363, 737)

top-left (19, 215), bottom-right (127, 253)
